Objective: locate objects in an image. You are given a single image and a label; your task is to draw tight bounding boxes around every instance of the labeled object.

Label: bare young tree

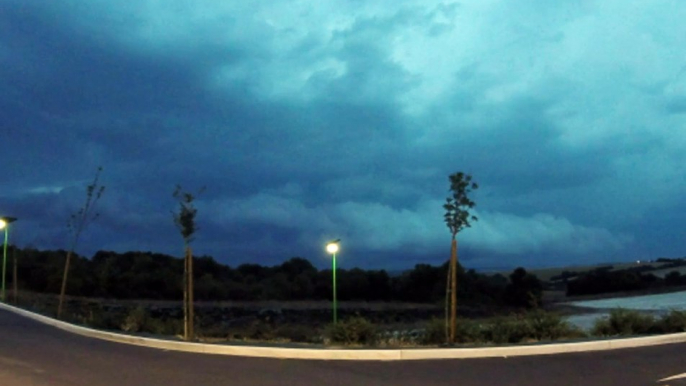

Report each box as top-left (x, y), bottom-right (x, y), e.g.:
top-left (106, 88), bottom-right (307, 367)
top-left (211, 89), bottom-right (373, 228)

top-left (58, 167), bottom-right (105, 318)
top-left (443, 172), bottom-right (478, 343)
top-left (173, 185), bottom-right (203, 341)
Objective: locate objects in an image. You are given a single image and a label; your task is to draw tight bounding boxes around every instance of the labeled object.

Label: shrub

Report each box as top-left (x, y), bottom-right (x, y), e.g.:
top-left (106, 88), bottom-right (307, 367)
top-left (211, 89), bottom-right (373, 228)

top-left (119, 306), bottom-right (172, 335)
top-left (658, 310), bottom-right (686, 333)
top-left (84, 307), bottom-right (125, 330)
top-left (276, 324), bottom-right (320, 343)
top-left (525, 309), bottom-right (584, 341)
top-left (245, 320), bottom-right (277, 341)
top-left (376, 328), bottom-right (423, 346)
top-left (454, 319), bottom-right (484, 344)
top-left (421, 318), bottom-right (446, 345)
top-left (156, 318), bottom-right (182, 336)
top-left (592, 309), bottom-right (657, 336)
top-left (421, 318), bottom-right (486, 345)
top-left (423, 311), bottom-right (581, 346)
top-left (327, 317), bottom-right (377, 345)
top-left (120, 306), bottom-right (148, 333)
top-left (195, 319), bottom-right (228, 339)
top-left (483, 315), bottom-right (532, 344)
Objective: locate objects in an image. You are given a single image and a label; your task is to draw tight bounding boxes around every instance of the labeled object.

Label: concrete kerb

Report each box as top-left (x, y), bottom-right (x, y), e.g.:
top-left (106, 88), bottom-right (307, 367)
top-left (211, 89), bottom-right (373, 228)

top-left (3, 302), bottom-right (686, 361)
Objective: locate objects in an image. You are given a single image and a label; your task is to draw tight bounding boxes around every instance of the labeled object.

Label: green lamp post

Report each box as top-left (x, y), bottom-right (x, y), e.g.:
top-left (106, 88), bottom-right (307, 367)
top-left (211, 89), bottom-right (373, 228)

top-left (326, 239), bottom-right (340, 324)
top-left (0, 217), bottom-right (17, 302)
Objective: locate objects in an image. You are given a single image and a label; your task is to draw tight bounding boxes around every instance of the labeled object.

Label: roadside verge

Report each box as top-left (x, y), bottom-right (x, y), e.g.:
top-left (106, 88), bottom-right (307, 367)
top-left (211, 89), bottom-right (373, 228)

top-left (3, 302), bottom-right (686, 361)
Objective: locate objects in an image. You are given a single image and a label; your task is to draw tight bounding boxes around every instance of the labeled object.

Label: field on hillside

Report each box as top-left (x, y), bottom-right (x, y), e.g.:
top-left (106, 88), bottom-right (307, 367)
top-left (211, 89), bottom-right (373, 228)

top-left (649, 266), bottom-right (686, 278)
top-left (568, 290), bottom-right (686, 311)
top-left (525, 260), bottom-right (674, 282)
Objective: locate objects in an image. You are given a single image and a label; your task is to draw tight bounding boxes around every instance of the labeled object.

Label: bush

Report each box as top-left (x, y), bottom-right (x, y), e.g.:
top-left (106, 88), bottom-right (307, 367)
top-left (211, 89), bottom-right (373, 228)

top-left (483, 315), bottom-right (532, 344)
top-left (454, 319), bottom-right (484, 344)
top-left (120, 306), bottom-right (149, 333)
top-left (276, 324), bottom-right (320, 343)
top-left (592, 309), bottom-right (657, 336)
top-left (245, 320), bottom-right (277, 341)
top-left (421, 318), bottom-right (446, 345)
top-left (327, 317), bottom-right (377, 345)
top-left (423, 311), bottom-right (581, 346)
top-left (658, 310), bottom-right (686, 333)
top-left (119, 306), bottom-right (172, 335)
top-left (84, 307), bottom-right (126, 330)
top-left (156, 318), bottom-right (182, 336)
top-left (420, 318), bottom-right (482, 346)
top-left (525, 309), bottom-right (584, 341)
top-left (195, 320), bottom-right (228, 339)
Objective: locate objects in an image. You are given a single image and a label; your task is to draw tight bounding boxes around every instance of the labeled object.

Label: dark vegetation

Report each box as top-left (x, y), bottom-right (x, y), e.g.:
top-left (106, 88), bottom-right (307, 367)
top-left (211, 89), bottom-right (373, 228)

top-left (9, 246), bottom-right (686, 347)
top-left (592, 309), bottom-right (686, 336)
top-left (562, 259), bottom-right (686, 296)
top-left (8, 247), bottom-right (543, 310)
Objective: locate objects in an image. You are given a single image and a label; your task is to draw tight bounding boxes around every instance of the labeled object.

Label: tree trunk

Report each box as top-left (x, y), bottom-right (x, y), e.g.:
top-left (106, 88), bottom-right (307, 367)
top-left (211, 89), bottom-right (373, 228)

top-left (12, 246), bottom-right (17, 304)
top-left (187, 245), bottom-right (194, 341)
top-left (449, 237), bottom-right (457, 343)
top-left (183, 246), bottom-right (189, 340)
top-left (57, 250), bottom-right (73, 318)
top-left (444, 260), bottom-right (451, 343)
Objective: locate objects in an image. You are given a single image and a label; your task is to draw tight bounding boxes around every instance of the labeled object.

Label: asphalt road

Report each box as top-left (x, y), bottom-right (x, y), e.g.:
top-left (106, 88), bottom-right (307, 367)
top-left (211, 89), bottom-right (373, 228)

top-left (1, 308), bottom-right (686, 386)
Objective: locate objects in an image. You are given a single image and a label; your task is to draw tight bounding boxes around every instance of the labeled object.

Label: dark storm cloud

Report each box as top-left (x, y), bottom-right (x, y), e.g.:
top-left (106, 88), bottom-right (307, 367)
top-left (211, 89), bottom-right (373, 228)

top-left (1, 0), bottom-right (685, 269)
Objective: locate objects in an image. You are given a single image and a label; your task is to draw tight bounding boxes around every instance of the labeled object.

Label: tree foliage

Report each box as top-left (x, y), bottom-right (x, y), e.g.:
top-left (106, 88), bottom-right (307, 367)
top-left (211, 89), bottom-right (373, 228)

top-left (443, 172), bottom-right (478, 238)
top-left (172, 185), bottom-right (203, 244)
top-left (11, 248), bottom-right (544, 308)
top-left (504, 267), bottom-right (543, 308)
top-left (567, 267), bottom-right (661, 296)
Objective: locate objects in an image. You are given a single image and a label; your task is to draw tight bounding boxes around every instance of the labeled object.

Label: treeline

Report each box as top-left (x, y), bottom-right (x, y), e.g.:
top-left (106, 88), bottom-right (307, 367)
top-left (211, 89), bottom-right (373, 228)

top-left (8, 247), bottom-right (542, 307)
top-left (567, 265), bottom-right (686, 296)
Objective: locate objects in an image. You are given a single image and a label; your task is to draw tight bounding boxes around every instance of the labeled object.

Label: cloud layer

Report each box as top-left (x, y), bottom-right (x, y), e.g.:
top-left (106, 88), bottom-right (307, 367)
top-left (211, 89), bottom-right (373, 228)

top-left (1, 0), bottom-right (684, 269)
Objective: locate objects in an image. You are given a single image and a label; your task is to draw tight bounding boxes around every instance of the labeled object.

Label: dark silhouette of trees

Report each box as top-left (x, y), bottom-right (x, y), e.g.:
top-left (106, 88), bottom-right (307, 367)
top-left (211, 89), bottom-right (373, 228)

top-left (10, 247), bottom-right (552, 311)
top-left (566, 268), bottom-right (661, 296)
top-left (504, 267), bottom-right (543, 308)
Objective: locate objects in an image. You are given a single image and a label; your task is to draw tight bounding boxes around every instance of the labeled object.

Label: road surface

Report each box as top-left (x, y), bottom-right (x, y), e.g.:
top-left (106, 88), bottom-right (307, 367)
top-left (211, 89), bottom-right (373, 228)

top-left (1, 308), bottom-right (685, 385)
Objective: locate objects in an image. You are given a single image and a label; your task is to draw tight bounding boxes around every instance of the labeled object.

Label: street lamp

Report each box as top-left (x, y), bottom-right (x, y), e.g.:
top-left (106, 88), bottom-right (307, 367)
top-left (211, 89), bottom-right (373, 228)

top-left (326, 239), bottom-right (340, 324)
top-left (0, 217), bottom-right (17, 302)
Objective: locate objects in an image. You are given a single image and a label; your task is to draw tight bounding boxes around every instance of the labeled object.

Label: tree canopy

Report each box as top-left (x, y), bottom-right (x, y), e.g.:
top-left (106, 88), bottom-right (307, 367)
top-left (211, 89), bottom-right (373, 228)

top-left (10, 247), bottom-right (540, 308)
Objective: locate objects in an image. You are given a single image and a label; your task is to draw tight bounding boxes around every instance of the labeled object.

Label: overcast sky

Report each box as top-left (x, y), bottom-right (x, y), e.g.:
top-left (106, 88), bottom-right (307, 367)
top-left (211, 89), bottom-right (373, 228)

top-left (1, 0), bottom-right (684, 270)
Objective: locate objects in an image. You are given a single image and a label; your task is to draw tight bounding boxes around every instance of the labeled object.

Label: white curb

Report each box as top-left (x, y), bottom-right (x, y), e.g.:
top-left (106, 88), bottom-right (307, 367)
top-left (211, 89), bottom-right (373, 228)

top-left (3, 302), bottom-right (686, 361)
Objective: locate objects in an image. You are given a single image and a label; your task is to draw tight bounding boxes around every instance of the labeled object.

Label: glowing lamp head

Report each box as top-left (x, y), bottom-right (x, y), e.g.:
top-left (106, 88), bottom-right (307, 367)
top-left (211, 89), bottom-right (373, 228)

top-left (326, 243), bottom-right (339, 254)
top-left (0, 217), bottom-right (17, 230)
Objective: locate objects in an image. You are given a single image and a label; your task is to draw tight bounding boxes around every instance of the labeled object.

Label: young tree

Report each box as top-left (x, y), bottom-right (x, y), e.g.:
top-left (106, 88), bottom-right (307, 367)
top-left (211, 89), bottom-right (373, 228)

top-left (443, 172), bottom-right (478, 343)
top-left (58, 167), bottom-right (105, 318)
top-left (173, 185), bottom-right (203, 341)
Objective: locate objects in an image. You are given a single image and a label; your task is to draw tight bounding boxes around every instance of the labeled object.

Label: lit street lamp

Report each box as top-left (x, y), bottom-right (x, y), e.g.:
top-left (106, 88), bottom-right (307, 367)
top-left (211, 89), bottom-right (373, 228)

top-left (326, 239), bottom-right (340, 324)
top-left (0, 217), bottom-right (17, 302)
